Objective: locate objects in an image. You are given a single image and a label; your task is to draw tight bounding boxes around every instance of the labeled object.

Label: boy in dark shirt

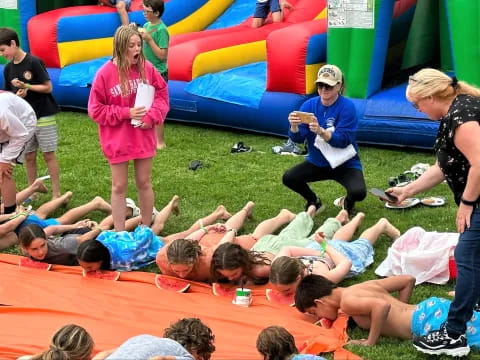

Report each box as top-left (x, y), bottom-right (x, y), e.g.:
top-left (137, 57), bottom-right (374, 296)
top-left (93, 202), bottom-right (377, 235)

top-left (0, 27), bottom-right (61, 199)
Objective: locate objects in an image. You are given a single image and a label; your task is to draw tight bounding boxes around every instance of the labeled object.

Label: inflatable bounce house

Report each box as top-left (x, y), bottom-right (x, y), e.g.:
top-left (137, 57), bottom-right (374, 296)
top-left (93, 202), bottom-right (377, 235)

top-left (0, 0), bottom-right (479, 148)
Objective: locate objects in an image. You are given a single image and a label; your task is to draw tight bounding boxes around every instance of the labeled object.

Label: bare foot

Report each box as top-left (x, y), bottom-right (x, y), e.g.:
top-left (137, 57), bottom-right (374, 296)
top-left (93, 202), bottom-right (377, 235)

top-left (170, 195), bottom-right (180, 216)
top-left (32, 179), bottom-right (48, 194)
top-left (335, 209), bottom-right (350, 225)
top-left (306, 204), bottom-right (317, 218)
top-left (156, 143), bottom-right (167, 150)
top-left (216, 205), bottom-right (232, 220)
top-left (380, 218), bottom-right (401, 240)
top-left (242, 201), bottom-right (255, 219)
top-left (279, 209), bottom-right (296, 222)
top-left (51, 192), bottom-right (61, 200)
top-left (93, 196), bottom-right (112, 213)
top-left (60, 191), bottom-right (73, 205)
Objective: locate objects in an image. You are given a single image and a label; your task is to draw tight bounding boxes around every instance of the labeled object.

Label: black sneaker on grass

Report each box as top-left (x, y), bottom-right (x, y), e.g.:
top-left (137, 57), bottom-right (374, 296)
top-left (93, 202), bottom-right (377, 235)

top-left (231, 142), bottom-right (252, 153)
top-left (413, 324), bottom-right (470, 357)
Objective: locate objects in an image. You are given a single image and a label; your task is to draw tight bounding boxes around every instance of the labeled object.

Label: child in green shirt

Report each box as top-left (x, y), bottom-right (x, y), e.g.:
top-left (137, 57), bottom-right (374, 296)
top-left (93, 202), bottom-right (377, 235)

top-left (141, 0), bottom-right (169, 150)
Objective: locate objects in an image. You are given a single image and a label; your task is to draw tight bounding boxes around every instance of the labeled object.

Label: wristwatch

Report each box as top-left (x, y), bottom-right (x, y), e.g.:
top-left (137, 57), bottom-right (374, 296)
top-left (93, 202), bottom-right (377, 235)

top-left (461, 196), bottom-right (478, 206)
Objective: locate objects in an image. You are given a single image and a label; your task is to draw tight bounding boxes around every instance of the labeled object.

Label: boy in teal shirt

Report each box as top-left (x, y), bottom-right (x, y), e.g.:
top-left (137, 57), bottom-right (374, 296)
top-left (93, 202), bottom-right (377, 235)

top-left (141, 0), bottom-right (169, 149)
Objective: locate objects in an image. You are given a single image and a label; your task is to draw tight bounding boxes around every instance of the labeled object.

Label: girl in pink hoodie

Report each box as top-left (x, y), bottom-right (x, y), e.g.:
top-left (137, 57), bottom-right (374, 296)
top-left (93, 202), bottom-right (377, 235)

top-left (88, 24), bottom-right (169, 231)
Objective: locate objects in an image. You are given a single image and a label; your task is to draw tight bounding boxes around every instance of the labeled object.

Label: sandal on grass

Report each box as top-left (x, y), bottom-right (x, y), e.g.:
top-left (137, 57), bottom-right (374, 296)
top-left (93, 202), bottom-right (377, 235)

top-left (126, 198), bottom-right (140, 218)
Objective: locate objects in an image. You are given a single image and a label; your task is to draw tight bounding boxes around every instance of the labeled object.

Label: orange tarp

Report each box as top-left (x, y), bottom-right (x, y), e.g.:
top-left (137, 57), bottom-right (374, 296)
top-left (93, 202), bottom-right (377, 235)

top-left (0, 254), bottom-right (360, 359)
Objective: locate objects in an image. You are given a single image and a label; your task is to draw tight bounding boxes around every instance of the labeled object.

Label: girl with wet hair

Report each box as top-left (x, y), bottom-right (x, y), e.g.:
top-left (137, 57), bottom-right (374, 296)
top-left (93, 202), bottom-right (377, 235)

top-left (210, 243), bottom-right (272, 285)
top-left (88, 24), bottom-right (169, 232)
top-left (158, 204), bottom-right (297, 283)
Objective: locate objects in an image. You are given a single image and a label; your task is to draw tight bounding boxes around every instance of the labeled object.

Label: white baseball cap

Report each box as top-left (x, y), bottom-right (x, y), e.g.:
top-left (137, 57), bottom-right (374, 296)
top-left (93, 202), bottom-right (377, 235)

top-left (315, 64), bottom-right (343, 86)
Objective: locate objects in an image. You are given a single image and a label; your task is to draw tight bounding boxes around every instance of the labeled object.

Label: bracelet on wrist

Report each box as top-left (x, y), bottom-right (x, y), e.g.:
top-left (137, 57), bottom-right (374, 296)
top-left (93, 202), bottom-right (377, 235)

top-left (95, 226), bottom-right (103, 232)
top-left (461, 197), bottom-right (478, 207)
top-left (320, 240), bottom-right (327, 255)
top-left (25, 83), bottom-right (31, 89)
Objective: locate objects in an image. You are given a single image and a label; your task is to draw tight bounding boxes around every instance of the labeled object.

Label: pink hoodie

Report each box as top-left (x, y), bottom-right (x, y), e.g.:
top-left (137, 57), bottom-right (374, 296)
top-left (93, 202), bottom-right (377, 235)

top-left (88, 60), bottom-right (169, 164)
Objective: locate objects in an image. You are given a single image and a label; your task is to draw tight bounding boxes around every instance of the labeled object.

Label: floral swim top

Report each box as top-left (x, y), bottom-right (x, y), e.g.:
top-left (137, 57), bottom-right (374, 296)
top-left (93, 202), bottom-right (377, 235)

top-left (434, 94), bottom-right (480, 205)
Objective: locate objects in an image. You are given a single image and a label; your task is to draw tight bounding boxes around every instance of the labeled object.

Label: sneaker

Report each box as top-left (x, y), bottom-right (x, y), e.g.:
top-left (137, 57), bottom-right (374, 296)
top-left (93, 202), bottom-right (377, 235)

top-left (272, 139), bottom-right (303, 156)
top-left (413, 324), bottom-right (470, 357)
top-left (231, 142), bottom-right (252, 154)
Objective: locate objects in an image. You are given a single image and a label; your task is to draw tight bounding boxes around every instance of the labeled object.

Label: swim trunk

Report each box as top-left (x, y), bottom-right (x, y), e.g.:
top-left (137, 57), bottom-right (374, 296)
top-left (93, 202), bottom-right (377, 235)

top-left (109, 0), bottom-right (131, 10)
top-left (16, 214), bottom-right (60, 233)
top-left (306, 238), bottom-right (374, 277)
top-left (412, 297), bottom-right (480, 347)
top-left (97, 225), bottom-right (164, 271)
top-left (254, 0), bottom-right (281, 18)
top-left (25, 116), bottom-right (58, 153)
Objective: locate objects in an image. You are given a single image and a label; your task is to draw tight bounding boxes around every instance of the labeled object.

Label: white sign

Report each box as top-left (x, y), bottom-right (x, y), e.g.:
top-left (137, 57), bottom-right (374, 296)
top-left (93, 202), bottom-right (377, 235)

top-left (0, 0), bottom-right (17, 10)
top-left (328, 0), bottom-right (374, 29)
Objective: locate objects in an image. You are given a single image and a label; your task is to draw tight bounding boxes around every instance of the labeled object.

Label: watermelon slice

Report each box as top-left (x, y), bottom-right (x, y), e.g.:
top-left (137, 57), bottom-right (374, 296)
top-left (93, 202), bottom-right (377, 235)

top-left (19, 257), bottom-right (52, 271)
top-left (314, 317), bottom-right (333, 329)
top-left (212, 283), bottom-right (236, 298)
top-left (82, 269), bottom-right (121, 281)
top-left (155, 275), bottom-right (191, 293)
top-left (265, 288), bottom-right (295, 306)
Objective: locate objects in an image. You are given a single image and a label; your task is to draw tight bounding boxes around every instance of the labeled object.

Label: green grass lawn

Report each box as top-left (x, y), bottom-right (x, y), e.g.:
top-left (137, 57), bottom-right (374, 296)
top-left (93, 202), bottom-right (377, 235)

top-left (6, 111), bottom-right (479, 359)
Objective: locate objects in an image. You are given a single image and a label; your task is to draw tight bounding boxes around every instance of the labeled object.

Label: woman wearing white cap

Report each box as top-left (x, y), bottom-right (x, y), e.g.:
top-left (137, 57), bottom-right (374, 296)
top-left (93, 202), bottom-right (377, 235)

top-left (282, 64), bottom-right (366, 215)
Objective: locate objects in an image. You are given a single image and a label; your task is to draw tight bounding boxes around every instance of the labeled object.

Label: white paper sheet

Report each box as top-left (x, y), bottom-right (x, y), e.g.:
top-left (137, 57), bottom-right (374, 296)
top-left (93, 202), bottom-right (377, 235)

top-left (131, 83), bottom-right (155, 127)
top-left (314, 135), bottom-right (357, 169)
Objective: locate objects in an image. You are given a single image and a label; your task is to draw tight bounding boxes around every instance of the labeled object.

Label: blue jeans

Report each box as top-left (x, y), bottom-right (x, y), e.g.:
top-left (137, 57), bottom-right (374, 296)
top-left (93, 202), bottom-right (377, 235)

top-left (447, 207), bottom-right (480, 335)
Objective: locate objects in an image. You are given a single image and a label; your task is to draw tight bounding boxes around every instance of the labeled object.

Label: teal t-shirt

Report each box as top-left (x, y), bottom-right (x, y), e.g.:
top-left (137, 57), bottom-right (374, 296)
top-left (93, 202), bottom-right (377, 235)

top-left (143, 21), bottom-right (169, 74)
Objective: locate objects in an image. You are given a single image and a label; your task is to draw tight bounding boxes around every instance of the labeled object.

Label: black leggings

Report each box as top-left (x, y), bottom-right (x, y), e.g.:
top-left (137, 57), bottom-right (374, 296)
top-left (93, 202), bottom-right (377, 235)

top-left (282, 160), bottom-right (366, 211)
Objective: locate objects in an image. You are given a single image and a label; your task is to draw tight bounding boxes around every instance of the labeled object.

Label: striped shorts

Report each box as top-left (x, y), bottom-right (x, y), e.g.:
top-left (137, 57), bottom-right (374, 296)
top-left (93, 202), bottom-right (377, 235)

top-left (25, 115), bottom-right (58, 153)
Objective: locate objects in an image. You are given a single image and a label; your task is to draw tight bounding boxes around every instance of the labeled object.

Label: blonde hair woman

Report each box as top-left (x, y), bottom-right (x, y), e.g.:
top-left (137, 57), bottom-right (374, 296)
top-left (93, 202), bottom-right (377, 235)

top-left (18, 324), bottom-right (94, 360)
top-left (387, 68), bottom-right (480, 357)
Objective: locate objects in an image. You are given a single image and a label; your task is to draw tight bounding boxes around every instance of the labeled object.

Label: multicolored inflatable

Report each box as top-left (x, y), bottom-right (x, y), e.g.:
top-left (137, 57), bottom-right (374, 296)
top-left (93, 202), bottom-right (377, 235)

top-left (1, 0), bottom-right (479, 148)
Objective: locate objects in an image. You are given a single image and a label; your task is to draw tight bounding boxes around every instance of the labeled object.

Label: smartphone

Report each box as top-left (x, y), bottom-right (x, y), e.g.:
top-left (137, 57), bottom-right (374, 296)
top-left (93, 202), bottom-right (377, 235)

top-left (369, 188), bottom-right (398, 202)
top-left (295, 111), bottom-right (315, 124)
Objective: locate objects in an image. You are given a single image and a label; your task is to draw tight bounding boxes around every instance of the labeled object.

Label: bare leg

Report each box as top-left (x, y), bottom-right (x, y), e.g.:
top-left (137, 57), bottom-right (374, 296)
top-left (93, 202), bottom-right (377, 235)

top-left (110, 162), bottom-right (128, 231)
top-left (271, 10), bottom-right (284, 23)
top-left (251, 17), bottom-right (265, 28)
top-left (163, 205), bottom-right (232, 243)
top-left (134, 158), bottom-right (154, 227)
top-left (0, 232), bottom-right (18, 250)
top-left (116, 2), bottom-right (129, 25)
top-left (56, 196), bottom-right (111, 225)
top-left (43, 151), bottom-right (61, 199)
top-left (358, 218), bottom-right (401, 245)
top-left (15, 179), bottom-right (48, 205)
top-left (224, 201), bottom-right (255, 232)
top-left (35, 191), bottom-right (73, 219)
top-left (25, 151), bottom-right (37, 187)
top-left (331, 212), bottom-right (365, 242)
top-left (156, 124), bottom-right (166, 150)
top-left (251, 209), bottom-right (296, 239)
top-left (1, 176), bottom-right (17, 211)
top-left (151, 195), bottom-right (180, 235)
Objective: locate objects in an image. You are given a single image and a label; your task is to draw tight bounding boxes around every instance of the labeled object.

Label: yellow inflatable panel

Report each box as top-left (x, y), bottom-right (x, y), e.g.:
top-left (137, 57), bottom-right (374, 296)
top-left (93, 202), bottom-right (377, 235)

top-left (305, 63), bottom-right (323, 94)
top-left (315, 8), bottom-right (327, 20)
top-left (192, 41), bottom-right (266, 79)
top-left (169, 0), bottom-right (235, 36)
top-left (58, 38), bottom-right (113, 67)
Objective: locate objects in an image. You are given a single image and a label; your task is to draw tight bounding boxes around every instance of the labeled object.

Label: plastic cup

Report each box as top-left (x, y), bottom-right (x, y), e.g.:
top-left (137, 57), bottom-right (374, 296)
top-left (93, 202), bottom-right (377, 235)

top-left (234, 288), bottom-right (252, 307)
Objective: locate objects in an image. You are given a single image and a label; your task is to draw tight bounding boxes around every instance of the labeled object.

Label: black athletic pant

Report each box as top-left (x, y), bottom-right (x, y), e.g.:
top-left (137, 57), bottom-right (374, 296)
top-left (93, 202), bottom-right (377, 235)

top-left (282, 160), bottom-right (366, 212)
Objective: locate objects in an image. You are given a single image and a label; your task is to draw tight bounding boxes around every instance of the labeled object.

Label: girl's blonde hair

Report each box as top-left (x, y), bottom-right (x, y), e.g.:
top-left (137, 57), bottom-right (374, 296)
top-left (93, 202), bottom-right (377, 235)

top-left (113, 24), bottom-right (146, 96)
top-left (32, 324), bottom-right (94, 360)
top-left (406, 68), bottom-right (480, 102)
top-left (269, 256), bottom-right (305, 285)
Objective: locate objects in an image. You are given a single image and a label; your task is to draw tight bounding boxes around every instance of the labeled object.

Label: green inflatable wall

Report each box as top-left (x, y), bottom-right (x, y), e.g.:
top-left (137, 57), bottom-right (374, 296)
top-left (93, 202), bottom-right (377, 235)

top-left (0, 1), bottom-right (21, 64)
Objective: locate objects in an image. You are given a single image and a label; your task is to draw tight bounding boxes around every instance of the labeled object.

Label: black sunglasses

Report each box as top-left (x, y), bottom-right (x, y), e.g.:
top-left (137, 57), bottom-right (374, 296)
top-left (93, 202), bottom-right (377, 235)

top-left (317, 83), bottom-right (335, 91)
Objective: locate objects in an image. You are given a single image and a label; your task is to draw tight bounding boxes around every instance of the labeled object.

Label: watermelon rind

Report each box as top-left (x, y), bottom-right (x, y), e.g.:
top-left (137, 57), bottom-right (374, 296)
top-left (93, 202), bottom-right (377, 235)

top-left (154, 275), bottom-right (191, 293)
top-left (212, 283), bottom-right (236, 298)
top-left (18, 257), bottom-right (52, 271)
top-left (265, 288), bottom-right (295, 306)
top-left (82, 269), bottom-right (120, 281)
